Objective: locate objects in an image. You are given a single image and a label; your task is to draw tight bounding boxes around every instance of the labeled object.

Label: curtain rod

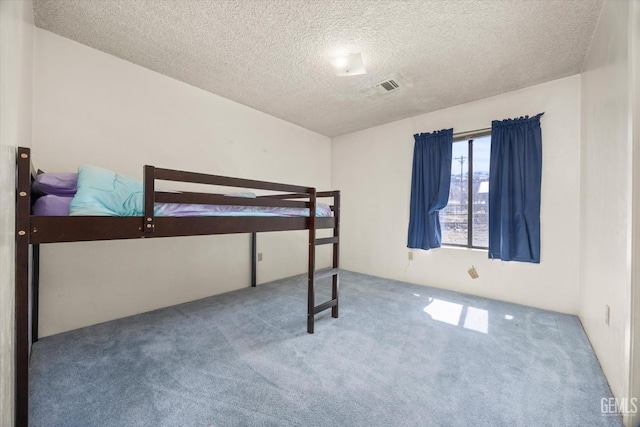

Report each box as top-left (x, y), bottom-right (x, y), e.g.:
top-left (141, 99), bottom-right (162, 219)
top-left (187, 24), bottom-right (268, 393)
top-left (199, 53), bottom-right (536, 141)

top-left (453, 127), bottom-right (492, 140)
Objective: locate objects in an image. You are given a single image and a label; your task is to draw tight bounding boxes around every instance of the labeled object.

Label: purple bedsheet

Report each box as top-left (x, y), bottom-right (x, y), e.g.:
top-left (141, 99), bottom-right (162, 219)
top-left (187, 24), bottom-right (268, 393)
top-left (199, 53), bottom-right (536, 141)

top-left (33, 195), bottom-right (74, 216)
top-left (34, 195), bottom-right (332, 218)
top-left (153, 202), bottom-right (332, 217)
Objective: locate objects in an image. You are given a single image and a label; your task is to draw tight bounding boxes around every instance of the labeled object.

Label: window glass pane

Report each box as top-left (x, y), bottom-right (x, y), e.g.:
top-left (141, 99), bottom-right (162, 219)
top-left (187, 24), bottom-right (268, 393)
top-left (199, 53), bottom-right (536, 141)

top-left (472, 136), bottom-right (491, 248)
top-left (441, 141), bottom-right (468, 245)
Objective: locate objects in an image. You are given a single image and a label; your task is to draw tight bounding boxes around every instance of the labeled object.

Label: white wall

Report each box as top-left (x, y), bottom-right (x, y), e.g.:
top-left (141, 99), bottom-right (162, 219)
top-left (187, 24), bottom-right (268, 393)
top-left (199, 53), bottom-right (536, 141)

top-left (580, 0), bottom-right (635, 415)
top-left (332, 75), bottom-right (581, 314)
top-left (0, 1), bottom-right (33, 425)
top-left (33, 29), bottom-right (332, 337)
top-left (631, 2), bottom-right (640, 425)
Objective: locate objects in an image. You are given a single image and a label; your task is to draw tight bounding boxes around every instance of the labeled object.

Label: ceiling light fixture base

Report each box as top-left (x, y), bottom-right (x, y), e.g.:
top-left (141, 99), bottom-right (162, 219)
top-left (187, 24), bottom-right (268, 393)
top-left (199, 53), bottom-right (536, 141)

top-left (330, 52), bottom-right (366, 76)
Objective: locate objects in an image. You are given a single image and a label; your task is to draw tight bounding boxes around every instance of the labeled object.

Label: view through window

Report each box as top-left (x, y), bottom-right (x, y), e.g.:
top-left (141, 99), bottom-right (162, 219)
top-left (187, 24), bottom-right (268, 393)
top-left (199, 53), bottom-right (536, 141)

top-left (440, 134), bottom-right (491, 248)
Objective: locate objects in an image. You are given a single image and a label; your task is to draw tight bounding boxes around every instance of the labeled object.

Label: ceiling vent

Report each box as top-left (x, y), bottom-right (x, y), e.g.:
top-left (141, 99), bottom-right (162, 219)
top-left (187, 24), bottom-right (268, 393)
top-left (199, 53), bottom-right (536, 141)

top-left (377, 79), bottom-right (400, 93)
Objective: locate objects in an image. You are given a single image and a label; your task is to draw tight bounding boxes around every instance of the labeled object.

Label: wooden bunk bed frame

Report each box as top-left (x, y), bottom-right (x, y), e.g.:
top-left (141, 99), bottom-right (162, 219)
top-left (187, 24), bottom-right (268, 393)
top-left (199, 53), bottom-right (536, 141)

top-left (14, 146), bottom-right (340, 426)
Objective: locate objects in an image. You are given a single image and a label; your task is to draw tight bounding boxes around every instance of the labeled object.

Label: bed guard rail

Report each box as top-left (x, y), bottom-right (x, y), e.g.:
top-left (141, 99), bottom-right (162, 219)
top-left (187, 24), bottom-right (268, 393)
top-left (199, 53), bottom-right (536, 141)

top-left (144, 166), bottom-right (324, 234)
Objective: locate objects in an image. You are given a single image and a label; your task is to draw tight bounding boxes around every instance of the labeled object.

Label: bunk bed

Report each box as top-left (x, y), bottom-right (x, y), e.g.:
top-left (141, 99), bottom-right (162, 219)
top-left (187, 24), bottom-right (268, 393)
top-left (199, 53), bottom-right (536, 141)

top-left (14, 146), bottom-right (341, 426)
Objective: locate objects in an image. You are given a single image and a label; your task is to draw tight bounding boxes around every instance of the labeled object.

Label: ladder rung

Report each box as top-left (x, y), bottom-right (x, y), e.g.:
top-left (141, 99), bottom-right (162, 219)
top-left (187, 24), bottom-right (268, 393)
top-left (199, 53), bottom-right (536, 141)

top-left (313, 298), bottom-right (338, 314)
top-left (315, 236), bottom-right (339, 245)
top-left (314, 267), bottom-right (339, 280)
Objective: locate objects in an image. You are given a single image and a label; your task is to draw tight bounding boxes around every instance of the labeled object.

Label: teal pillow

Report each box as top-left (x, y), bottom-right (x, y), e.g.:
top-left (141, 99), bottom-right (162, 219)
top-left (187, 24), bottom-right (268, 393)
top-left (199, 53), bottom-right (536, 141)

top-left (69, 165), bottom-right (143, 216)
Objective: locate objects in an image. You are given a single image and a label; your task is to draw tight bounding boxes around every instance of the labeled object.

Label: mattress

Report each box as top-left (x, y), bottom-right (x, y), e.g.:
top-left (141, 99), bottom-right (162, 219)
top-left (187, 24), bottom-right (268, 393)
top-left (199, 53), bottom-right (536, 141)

top-left (33, 194), bottom-right (331, 217)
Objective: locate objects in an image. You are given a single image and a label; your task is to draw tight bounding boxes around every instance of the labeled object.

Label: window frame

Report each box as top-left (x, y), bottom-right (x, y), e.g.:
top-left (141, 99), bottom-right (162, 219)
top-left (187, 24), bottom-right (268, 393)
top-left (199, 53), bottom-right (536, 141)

top-left (442, 131), bottom-right (491, 250)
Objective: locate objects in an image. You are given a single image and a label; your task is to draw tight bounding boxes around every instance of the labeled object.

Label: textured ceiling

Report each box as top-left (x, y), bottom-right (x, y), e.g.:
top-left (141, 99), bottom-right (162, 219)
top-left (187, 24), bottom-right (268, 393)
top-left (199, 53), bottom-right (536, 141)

top-left (33, 0), bottom-right (603, 137)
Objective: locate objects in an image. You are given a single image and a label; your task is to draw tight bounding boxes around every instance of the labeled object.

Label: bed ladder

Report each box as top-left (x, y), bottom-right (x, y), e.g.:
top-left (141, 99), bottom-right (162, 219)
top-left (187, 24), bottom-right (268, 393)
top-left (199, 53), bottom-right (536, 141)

top-left (307, 190), bottom-right (340, 333)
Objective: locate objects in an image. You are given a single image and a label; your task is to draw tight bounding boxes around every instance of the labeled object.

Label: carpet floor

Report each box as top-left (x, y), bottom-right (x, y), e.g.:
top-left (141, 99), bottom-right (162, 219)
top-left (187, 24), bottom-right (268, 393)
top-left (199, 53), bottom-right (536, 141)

top-left (30, 271), bottom-right (622, 426)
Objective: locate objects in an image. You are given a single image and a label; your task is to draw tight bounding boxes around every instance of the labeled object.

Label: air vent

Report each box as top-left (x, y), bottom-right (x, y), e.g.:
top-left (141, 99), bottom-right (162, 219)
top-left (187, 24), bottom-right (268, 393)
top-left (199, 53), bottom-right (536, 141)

top-left (376, 79), bottom-right (401, 93)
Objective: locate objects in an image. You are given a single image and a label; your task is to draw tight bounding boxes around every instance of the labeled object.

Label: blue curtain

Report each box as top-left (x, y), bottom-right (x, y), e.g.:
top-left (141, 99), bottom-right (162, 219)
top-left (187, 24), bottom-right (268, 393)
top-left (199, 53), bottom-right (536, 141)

top-left (489, 113), bottom-right (544, 263)
top-left (407, 129), bottom-right (453, 250)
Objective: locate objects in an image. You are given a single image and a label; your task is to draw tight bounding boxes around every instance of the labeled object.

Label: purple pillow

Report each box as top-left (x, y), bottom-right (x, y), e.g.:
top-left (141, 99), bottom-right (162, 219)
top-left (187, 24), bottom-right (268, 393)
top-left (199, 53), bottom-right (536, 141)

top-left (33, 195), bottom-right (73, 216)
top-left (32, 173), bottom-right (78, 196)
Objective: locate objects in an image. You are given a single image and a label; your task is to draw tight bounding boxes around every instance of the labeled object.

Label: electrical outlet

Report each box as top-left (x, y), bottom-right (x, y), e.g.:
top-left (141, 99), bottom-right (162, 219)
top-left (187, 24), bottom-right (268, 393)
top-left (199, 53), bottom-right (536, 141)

top-left (258, 252), bottom-right (263, 262)
top-left (605, 305), bottom-right (610, 326)
top-left (468, 265), bottom-right (479, 279)
top-left (408, 252), bottom-right (413, 261)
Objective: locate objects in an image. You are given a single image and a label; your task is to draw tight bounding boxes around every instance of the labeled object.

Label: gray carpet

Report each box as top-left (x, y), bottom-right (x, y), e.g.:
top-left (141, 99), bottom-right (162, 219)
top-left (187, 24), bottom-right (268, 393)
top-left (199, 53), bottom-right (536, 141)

top-left (30, 271), bottom-right (622, 426)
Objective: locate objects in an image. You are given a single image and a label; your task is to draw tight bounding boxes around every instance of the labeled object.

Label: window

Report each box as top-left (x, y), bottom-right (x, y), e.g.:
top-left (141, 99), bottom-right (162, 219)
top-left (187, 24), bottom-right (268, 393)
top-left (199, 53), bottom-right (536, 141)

top-left (441, 134), bottom-right (491, 248)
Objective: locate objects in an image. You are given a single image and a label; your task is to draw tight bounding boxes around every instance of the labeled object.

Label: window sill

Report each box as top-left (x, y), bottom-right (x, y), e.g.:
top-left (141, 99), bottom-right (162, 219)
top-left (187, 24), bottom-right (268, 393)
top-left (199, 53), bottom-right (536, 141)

top-left (441, 244), bottom-right (488, 253)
